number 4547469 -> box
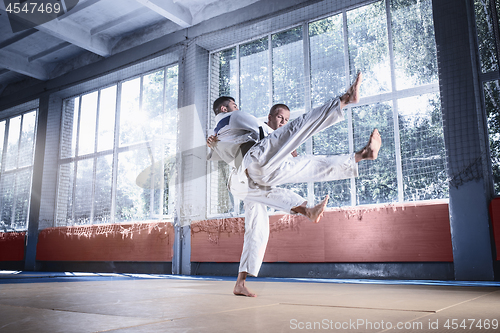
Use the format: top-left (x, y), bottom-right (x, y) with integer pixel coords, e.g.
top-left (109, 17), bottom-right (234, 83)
top-left (444, 319), bottom-right (498, 330)
top-left (5, 2), bottom-right (62, 14)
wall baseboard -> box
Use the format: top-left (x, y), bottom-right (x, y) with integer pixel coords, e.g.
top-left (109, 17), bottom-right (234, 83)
top-left (191, 262), bottom-right (456, 280)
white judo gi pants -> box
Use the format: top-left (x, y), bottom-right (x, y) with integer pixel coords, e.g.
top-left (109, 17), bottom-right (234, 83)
top-left (231, 97), bottom-right (359, 277)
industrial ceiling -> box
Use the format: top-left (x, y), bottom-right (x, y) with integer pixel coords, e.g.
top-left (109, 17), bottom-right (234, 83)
top-left (0, 0), bottom-right (262, 97)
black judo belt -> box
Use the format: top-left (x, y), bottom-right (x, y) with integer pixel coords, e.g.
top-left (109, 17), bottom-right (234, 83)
top-left (240, 126), bottom-right (265, 157)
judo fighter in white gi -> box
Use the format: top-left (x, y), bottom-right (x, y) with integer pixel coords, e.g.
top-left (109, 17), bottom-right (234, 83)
top-left (207, 73), bottom-right (381, 297)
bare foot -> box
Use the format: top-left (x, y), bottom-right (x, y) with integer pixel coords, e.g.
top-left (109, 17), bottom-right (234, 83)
top-left (233, 272), bottom-right (257, 297)
top-left (233, 284), bottom-right (257, 297)
top-left (291, 195), bottom-right (329, 223)
top-left (341, 72), bottom-right (363, 106)
top-left (355, 129), bottom-right (382, 162)
top-left (305, 195), bottom-right (329, 223)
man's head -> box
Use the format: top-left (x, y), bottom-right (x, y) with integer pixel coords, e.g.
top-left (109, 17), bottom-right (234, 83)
top-left (267, 104), bottom-right (290, 130)
top-left (213, 96), bottom-right (238, 115)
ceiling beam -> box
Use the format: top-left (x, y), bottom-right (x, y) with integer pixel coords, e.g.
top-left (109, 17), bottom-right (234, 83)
top-left (0, 29), bottom-right (38, 49)
top-left (91, 7), bottom-right (150, 35)
top-left (135, 0), bottom-right (192, 28)
top-left (0, 7), bottom-right (110, 57)
top-left (37, 18), bottom-right (110, 56)
top-left (57, 0), bottom-right (102, 20)
top-left (28, 42), bottom-right (72, 62)
top-left (191, 0), bottom-right (261, 25)
top-left (0, 49), bottom-right (49, 80)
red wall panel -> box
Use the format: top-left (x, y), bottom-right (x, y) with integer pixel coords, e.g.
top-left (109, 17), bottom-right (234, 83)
top-left (191, 201), bottom-right (453, 263)
top-left (36, 222), bottom-right (174, 262)
top-left (489, 198), bottom-right (500, 261)
top-left (0, 232), bottom-right (25, 261)
top-left (1, 202), bottom-right (457, 264)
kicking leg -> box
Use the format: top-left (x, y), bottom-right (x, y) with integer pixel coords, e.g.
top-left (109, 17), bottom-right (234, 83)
top-left (355, 129), bottom-right (382, 163)
top-left (244, 74), bottom-right (363, 179)
top-left (340, 72), bottom-right (363, 109)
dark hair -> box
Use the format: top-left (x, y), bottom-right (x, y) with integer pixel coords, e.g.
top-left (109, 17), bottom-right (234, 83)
top-left (213, 96), bottom-right (235, 115)
top-left (269, 103), bottom-right (290, 116)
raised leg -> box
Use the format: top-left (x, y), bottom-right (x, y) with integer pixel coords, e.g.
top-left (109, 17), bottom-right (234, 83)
top-left (355, 129), bottom-right (382, 163)
top-left (340, 72), bottom-right (363, 109)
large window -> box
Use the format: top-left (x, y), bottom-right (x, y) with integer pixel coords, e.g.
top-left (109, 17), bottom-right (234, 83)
top-left (56, 65), bottom-right (178, 226)
top-left (0, 110), bottom-right (37, 231)
top-left (474, 0), bottom-right (500, 194)
top-left (208, 0), bottom-right (447, 215)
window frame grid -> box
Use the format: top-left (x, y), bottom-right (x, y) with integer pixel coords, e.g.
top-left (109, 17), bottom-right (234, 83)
top-left (208, 1), bottom-right (444, 218)
top-left (0, 110), bottom-right (38, 231)
top-left (472, 0), bottom-right (500, 195)
top-left (56, 65), bottom-right (177, 226)
top-left (385, 0), bottom-right (405, 202)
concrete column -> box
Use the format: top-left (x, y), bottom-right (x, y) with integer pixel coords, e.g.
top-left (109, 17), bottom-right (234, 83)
top-left (433, 0), bottom-right (495, 280)
top-left (173, 43), bottom-right (209, 275)
top-left (24, 95), bottom-right (49, 271)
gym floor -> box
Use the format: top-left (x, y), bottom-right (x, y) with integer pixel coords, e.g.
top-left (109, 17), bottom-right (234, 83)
top-left (0, 272), bottom-right (499, 332)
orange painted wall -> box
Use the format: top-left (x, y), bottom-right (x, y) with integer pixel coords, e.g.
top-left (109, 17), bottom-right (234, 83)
top-left (36, 221), bottom-right (174, 262)
top-left (489, 198), bottom-right (500, 261)
top-left (0, 232), bottom-right (25, 261)
top-left (191, 201), bottom-right (453, 263)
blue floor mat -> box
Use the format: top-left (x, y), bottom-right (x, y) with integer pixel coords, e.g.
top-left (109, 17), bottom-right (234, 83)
top-left (1, 270), bottom-right (500, 287)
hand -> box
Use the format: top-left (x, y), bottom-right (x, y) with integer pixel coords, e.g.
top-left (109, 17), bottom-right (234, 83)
top-left (291, 149), bottom-right (298, 157)
top-left (207, 135), bottom-right (219, 148)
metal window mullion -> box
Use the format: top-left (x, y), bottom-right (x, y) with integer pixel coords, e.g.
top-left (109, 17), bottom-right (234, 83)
top-left (160, 66), bottom-right (167, 217)
top-left (10, 166), bottom-right (18, 228)
top-left (139, 76), bottom-right (156, 218)
top-left (206, 55), bottom-right (213, 216)
top-left (267, 33), bottom-right (273, 213)
top-left (2, 165), bottom-right (32, 174)
top-left (478, 71), bottom-right (500, 83)
top-left (150, 141), bottom-right (155, 217)
top-left (268, 34), bottom-right (273, 107)
top-left (15, 114), bottom-right (23, 169)
top-left (54, 102), bottom-right (68, 227)
top-left (90, 90), bottom-right (101, 224)
top-left (386, 0), bottom-right (404, 202)
top-left (343, 10), bottom-right (356, 206)
top-left (110, 83), bottom-right (122, 223)
top-left (30, 110), bottom-right (38, 168)
top-left (303, 22), bottom-right (314, 204)
top-left (235, 45), bottom-right (240, 108)
top-left (25, 164), bottom-right (34, 228)
top-left (207, 54), bottom-right (217, 216)
top-left (467, 0), bottom-right (492, 197)
top-left (234, 46), bottom-right (241, 215)
top-left (10, 114), bottom-right (25, 228)
top-left (71, 96), bottom-right (83, 225)
top-left (94, 90), bottom-right (101, 154)
top-left (24, 108), bottom-right (37, 229)
top-left (489, 0), bottom-right (500, 71)
top-left (0, 120), bottom-right (10, 216)
top-left (303, 22), bottom-right (312, 113)
top-left (392, 99), bottom-right (404, 201)
top-left (139, 75), bottom-right (156, 218)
